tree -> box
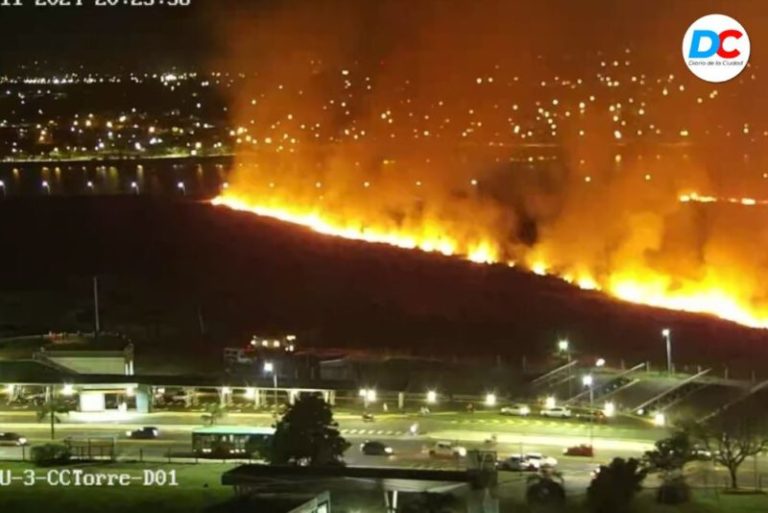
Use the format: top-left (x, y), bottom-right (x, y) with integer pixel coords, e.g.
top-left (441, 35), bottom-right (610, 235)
top-left (645, 429), bottom-right (696, 474)
top-left (587, 458), bottom-right (647, 513)
top-left (36, 396), bottom-right (73, 440)
top-left (526, 470), bottom-right (566, 512)
top-left (644, 429), bottom-right (696, 503)
top-left (270, 394), bottom-right (349, 466)
top-left (698, 411), bottom-right (768, 489)
top-left (201, 402), bottom-right (227, 426)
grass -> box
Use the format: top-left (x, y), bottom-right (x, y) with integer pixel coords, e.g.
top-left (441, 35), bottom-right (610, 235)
top-left (3, 460), bottom-right (768, 513)
top-left (0, 461), bottom-right (236, 513)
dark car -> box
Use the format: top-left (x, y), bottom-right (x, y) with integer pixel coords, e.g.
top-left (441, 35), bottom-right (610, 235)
top-left (0, 432), bottom-right (28, 446)
top-left (360, 440), bottom-right (393, 456)
top-left (563, 444), bottom-right (594, 457)
top-left (126, 426), bottom-right (159, 439)
top-left (576, 410), bottom-right (608, 423)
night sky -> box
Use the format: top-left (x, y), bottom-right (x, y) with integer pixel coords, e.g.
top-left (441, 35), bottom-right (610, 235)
top-left (0, 1), bottom-right (765, 69)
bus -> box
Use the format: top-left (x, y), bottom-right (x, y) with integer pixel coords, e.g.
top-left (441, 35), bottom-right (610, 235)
top-left (192, 425), bottom-right (275, 458)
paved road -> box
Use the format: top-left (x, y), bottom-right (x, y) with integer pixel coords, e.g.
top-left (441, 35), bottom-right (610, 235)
top-left (0, 408), bottom-right (663, 493)
top-left (1, 412), bottom-right (764, 494)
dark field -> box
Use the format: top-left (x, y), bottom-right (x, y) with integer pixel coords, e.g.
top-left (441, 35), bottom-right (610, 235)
top-left (0, 197), bottom-right (765, 374)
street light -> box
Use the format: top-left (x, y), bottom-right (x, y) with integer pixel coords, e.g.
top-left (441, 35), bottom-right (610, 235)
top-left (559, 338), bottom-right (573, 396)
top-left (662, 328), bottom-right (672, 374)
top-left (177, 181), bottom-right (186, 195)
top-left (582, 374), bottom-right (595, 446)
top-left (595, 358), bottom-right (606, 367)
top-left (61, 384), bottom-right (75, 396)
top-left (485, 393), bottom-right (497, 407)
top-left (545, 396), bottom-right (556, 409)
top-left (264, 361), bottom-right (278, 406)
top-left (426, 390), bottom-right (438, 404)
top-left (603, 401), bottom-right (616, 418)
top-left (653, 412), bottom-right (666, 427)
top-left (86, 180), bottom-right (94, 191)
top-left (359, 388), bottom-right (376, 408)
top-left (0, 180), bottom-right (5, 197)
top-left (130, 181), bottom-right (140, 194)
top-left (42, 180), bottom-right (50, 194)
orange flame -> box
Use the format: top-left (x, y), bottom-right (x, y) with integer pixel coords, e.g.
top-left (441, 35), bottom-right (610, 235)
top-left (213, 192), bottom-right (768, 329)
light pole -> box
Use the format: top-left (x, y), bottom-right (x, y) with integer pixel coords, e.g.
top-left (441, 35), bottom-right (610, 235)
top-left (559, 339), bottom-right (572, 396)
top-left (264, 361), bottom-right (277, 406)
top-left (662, 328), bottom-right (672, 374)
top-left (582, 374), bottom-right (594, 447)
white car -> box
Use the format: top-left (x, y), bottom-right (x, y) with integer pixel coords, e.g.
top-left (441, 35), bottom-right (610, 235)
top-left (541, 406), bottom-right (572, 418)
top-left (524, 452), bottom-right (558, 468)
top-left (500, 404), bottom-right (531, 416)
top-left (497, 454), bottom-right (536, 471)
top-left (429, 441), bottom-right (467, 459)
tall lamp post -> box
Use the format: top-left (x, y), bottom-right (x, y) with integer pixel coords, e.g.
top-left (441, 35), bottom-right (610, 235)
top-left (582, 374), bottom-right (595, 447)
top-left (662, 328), bottom-right (672, 374)
top-left (264, 361), bottom-right (278, 406)
top-left (559, 339), bottom-right (572, 396)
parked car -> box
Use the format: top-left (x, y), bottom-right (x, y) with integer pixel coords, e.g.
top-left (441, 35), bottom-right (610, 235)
top-left (497, 454), bottom-right (537, 471)
top-left (524, 452), bottom-right (558, 468)
top-left (541, 406), bottom-right (572, 418)
top-left (500, 404), bottom-right (531, 416)
top-left (692, 446), bottom-right (713, 460)
top-left (126, 426), bottom-right (159, 439)
top-left (429, 441), bottom-right (467, 458)
top-left (360, 440), bottom-right (393, 456)
top-left (563, 444), bottom-right (594, 457)
top-left (0, 432), bottom-right (28, 446)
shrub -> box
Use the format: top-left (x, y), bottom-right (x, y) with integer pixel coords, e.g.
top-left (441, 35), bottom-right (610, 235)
top-left (657, 476), bottom-right (691, 505)
top-left (30, 443), bottom-right (71, 466)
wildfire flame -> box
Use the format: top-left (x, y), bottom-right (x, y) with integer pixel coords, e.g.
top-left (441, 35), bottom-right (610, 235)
top-left (213, 192), bottom-right (768, 329)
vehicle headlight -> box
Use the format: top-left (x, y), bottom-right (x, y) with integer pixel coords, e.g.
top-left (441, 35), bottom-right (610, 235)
top-left (385, 447), bottom-right (393, 454)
